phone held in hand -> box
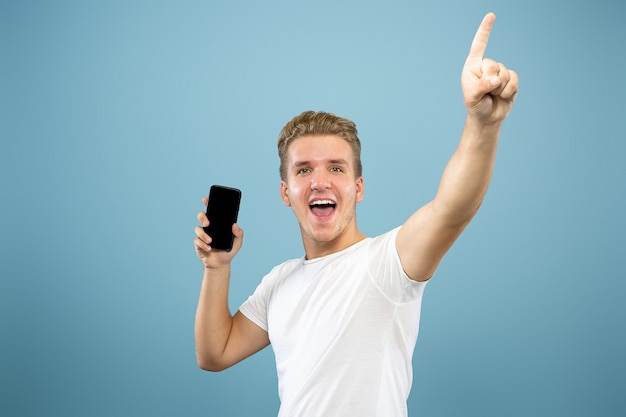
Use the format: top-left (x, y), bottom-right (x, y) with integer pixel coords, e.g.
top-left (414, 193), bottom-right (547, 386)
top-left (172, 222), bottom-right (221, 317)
top-left (204, 185), bottom-right (241, 251)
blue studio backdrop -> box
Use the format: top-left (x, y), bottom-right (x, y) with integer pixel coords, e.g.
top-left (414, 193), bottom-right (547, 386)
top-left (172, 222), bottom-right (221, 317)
top-left (2, 1), bottom-right (625, 416)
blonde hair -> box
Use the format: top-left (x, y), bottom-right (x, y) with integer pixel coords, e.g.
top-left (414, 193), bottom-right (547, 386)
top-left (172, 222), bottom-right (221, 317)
top-left (277, 111), bottom-right (362, 180)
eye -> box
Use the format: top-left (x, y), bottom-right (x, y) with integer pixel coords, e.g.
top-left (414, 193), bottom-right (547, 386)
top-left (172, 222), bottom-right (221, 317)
top-left (329, 166), bottom-right (343, 173)
top-left (297, 167), bottom-right (312, 175)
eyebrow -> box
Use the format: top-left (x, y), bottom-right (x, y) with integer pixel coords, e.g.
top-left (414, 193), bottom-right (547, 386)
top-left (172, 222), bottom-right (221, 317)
top-left (292, 158), bottom-right (349, 167)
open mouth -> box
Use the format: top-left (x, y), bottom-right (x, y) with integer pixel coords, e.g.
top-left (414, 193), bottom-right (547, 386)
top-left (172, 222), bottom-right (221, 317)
top-left (310, 199), bottom-right (336, 217)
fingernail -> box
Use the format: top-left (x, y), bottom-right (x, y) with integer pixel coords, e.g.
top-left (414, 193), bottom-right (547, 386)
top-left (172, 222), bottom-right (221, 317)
top-left (490, 77), bottom-right (500, 86)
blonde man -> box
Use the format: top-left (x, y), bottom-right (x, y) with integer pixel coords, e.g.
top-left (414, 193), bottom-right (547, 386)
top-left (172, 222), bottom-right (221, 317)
top-left (194, 13), bottom-right (518, 417)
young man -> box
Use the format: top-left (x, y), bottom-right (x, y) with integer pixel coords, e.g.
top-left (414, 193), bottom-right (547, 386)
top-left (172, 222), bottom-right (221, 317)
top-left (193, 12), bottom-right (518, 417)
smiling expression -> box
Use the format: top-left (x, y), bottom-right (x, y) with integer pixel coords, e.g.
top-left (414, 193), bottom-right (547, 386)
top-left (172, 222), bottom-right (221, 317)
top-left (280, 134), bottom-right (365, 258)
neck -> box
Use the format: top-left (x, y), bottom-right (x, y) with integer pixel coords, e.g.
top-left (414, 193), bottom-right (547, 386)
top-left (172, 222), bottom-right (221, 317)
top-left (302, 229), bottom-right (367, 260)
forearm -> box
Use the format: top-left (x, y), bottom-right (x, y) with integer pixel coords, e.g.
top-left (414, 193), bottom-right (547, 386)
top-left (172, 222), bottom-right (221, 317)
top-left (194, 266), bottom-right (234, 371)
top-left (432, 117), bottom-right (502, 226)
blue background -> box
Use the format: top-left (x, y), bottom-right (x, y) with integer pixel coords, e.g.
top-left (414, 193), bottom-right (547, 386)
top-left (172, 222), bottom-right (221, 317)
top-left (2, 0), bottom-right (625, 416)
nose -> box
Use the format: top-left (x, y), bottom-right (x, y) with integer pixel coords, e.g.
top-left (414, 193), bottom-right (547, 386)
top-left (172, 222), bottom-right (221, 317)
top-left (311, 169), bottom-right (331, 190)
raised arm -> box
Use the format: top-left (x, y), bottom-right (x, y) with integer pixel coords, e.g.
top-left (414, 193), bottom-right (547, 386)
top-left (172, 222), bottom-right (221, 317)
top-left (193, 198), bottom-right (269, 371)
top-left (397, 12), bottom-right (519, 282)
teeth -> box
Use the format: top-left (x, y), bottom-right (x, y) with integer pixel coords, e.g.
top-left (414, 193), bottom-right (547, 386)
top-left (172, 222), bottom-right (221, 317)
top-left (311, 199), bottom-right (335, 206)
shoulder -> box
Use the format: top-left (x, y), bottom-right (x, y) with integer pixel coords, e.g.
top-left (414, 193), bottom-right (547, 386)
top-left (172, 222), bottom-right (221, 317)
top-left (269, 257), bottom-right (302, 276)
top-left (258, 257), bottom-right (303, 289)
top-left (361, 227), bottom-right (402, 253)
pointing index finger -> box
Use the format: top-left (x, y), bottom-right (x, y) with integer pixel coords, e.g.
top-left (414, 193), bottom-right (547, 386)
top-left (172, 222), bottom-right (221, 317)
top-left (467, 12), bottom-right (496, 61)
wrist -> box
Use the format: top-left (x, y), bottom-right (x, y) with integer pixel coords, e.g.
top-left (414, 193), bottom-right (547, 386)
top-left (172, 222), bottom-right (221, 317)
top-left (463, 116), bottom-right (503, 145)
top-left (465, 114), bottom-right (503, 131)
top-left (203, 264), bottom-right (231, 278)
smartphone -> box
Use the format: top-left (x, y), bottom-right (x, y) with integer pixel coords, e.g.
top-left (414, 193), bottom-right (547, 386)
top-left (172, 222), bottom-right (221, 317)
top-left (203, 185), bottom-right (242, 251)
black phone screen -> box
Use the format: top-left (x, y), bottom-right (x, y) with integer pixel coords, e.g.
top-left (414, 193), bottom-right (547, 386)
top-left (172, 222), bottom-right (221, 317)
top-left (204, 185), bottom-right (241, 251)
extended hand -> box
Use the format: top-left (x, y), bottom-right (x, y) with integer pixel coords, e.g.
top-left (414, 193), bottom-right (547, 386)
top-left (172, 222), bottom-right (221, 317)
top-left (462, 13), bottom-right (519, 125)
top-left (194, 197), bottom-right (244, 270)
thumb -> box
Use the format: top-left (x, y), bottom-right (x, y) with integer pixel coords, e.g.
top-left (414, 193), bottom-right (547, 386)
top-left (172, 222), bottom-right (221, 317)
top-left (477, 76), bottom-right (501, 97)
top-left (465, 75), bottom-right (500, 108)
top-left (231, 223), bottom-right (244, 251)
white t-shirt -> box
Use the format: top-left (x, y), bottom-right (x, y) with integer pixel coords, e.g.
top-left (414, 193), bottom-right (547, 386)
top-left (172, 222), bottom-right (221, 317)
top-left (239, 227), bottom-right (427, 417)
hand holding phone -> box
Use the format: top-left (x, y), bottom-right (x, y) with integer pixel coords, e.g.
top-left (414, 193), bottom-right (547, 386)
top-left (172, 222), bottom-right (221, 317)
top-left (203, 185), bottom-right (241, 251)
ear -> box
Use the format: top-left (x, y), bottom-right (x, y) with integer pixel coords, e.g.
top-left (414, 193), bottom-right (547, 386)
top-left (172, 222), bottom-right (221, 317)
top-left (355, 176), bottom-right (364, 203)
top-left (280, 181), bottom-right (291, 206)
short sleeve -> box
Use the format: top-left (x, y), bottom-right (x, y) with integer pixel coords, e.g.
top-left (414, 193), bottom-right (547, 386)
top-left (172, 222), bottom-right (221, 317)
top-left (238, 259), bottom-right (301, 332)
top-left (367, 227), bottom-right (427, 304)
top-left (239, 275), bottom-right (271, 331)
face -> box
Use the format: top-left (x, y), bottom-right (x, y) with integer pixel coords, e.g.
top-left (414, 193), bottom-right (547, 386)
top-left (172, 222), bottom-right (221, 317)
top-left (280, 134), bottom-right (364, 255)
